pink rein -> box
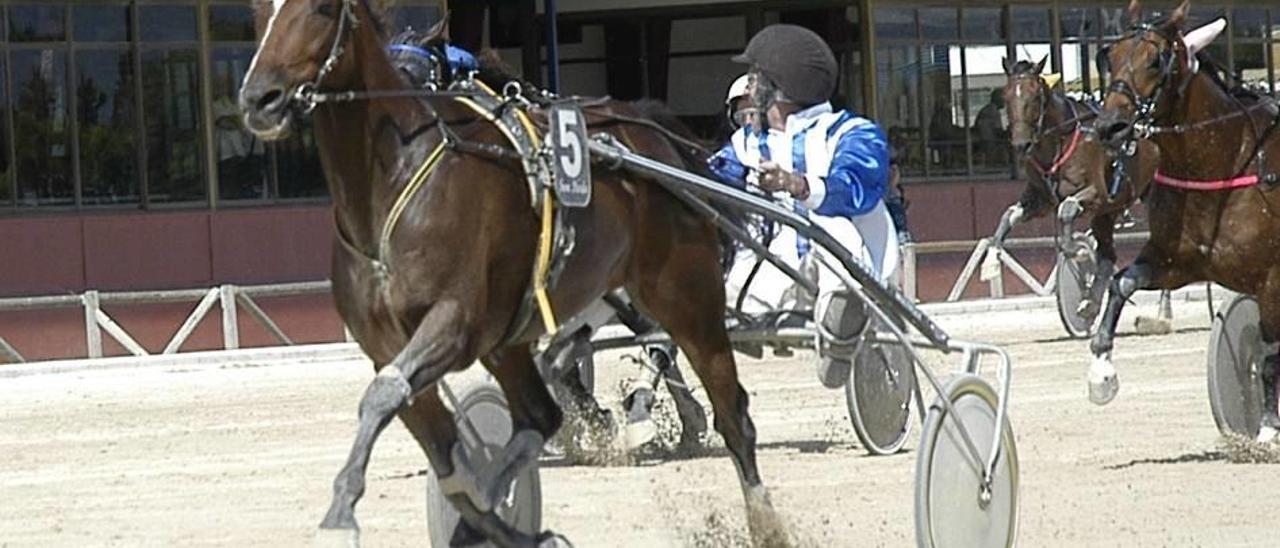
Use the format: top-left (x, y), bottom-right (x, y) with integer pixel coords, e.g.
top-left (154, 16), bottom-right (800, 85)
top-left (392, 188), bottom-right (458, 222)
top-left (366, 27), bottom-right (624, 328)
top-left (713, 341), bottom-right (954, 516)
top-left (1153, 171), bottom-right (1259, 191)
top-left (1029, 128), bottom-right (1083, 177)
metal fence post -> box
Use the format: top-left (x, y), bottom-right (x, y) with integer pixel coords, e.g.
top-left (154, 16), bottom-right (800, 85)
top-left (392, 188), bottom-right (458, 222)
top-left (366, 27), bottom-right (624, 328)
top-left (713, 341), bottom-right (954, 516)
top-left (220, 285), bottom-right (240, 350)
top-left (902, 243), bottom-right (917, 302)
top-left (82, 290), bottom-right (103, 359)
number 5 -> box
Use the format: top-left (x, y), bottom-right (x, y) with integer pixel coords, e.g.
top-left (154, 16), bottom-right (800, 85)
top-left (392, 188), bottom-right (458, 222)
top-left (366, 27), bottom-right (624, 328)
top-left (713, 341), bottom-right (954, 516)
top-left (557, 111), bottom-right (582, 178)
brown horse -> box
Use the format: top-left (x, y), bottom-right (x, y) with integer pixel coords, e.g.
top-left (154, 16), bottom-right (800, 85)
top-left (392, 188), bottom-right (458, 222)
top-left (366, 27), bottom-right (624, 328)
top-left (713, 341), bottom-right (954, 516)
top-left (238, 1), bottom-right (787, 546)
top-left (996, 57), bottom-right (1159, 324)
top-left (1092, 0), bottom-right (1280, 438)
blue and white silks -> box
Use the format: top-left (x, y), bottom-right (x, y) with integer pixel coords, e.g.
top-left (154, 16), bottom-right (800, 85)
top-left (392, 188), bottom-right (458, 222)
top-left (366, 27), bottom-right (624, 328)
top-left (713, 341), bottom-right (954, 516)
top-left (707, 102), bottom-right (899, 301)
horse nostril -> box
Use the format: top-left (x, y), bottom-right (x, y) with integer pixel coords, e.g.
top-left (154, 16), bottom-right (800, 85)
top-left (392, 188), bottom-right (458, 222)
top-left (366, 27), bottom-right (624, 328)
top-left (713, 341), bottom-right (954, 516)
top-left (255, 88), bottom-right (286, 113)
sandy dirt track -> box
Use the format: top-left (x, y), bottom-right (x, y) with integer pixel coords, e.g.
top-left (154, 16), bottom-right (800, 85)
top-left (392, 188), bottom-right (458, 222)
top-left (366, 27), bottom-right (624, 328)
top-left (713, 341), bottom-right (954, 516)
top-left (3, 299), bottom-right (1278, 547)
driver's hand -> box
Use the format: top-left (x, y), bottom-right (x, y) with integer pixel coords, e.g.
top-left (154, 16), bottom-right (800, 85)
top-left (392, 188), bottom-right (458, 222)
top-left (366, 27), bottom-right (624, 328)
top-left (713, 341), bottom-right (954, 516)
top-left (758, 161), bottom-right (810, 200)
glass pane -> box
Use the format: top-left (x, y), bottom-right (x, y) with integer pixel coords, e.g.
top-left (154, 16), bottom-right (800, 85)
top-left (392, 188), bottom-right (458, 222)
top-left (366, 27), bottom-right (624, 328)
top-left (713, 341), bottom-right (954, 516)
top-left (394, 5), bottom-right (442, 34)
top-left (962, 8), bottom-right (1003, 42)
top-left (10, 4), bottom-right (66, 42)
top-left (142, 49), bottom-right (205, 204)
top-left (876, 45), bottom-right (923, 177)
top-left (1097, 7), bottom-right (1128, 39)
top-left (919, 8), bottom-right (957, 42)
top-left (212, 48), bottom-right (271, 201)
top-left (1234, 41), bottom-right (1271, 94)
top-left (924, 44), bottom-right (964, 176)
top-left (74, 5), bottom-right (131, 42)
top-left (0, 58), bottom-right (10, 206)
top-left (1011, 7), bottom-right (1050, 44)
top-left (12, 50), bottom-right (72, 206)
top-left (1232, 9), bottom-right (1268, 39)
top-left (670, 17), bottom-right (746, 54)
top-left (875, 8), bottom-right (915, 41)
top-left (209, 4), bottom-right (256, 42)
top-left (275, 123), bottom-right (326, 199)
top-left (964, 45), bottom-right (1011, 175)
top-left (77, 49), bottom-right (139, 205)
top-left (141, 5), bottom-right (196, 42)
top-left (1058, 7), bottom-right (1095, 40)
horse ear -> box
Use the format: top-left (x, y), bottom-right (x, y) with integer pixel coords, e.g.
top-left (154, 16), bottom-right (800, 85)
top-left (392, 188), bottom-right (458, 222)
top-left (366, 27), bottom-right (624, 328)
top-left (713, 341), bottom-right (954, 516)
top-left (1034, 55), bottom-right (1048, 75)
top-left (424, 11), bottom-right (451, 41)
top-left (1167, 0), bottom-right (1190, 29)
top-left (1002, 57), bottom-right (1012, 75)
top-left (1184, 17), bottom-right (1226, 56)
top-left (1126, 0), bottom-right (1143, 26)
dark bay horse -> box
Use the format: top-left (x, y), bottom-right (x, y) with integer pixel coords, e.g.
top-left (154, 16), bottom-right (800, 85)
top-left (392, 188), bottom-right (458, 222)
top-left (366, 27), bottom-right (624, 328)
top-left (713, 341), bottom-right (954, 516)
top-left (238, 0), bottom-right (788, 546)
top-left (995, 57), bottom-right (1159, 323)
top-left (1092, 0), bottom-right (1280, 439)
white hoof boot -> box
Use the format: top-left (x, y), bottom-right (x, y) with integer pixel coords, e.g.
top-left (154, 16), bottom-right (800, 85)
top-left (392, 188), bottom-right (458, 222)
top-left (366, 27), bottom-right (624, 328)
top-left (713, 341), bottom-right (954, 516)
top-left (1088, 355), bottom-right (1119, 406)
top-left (1256, 426), bottom-right (1279, 444)
top-left (538, 533), bottom-right (574, 548)
top-left (624, 418), bottom-right (657, 450)
top-left (314, 528), bottom-right (359, 548)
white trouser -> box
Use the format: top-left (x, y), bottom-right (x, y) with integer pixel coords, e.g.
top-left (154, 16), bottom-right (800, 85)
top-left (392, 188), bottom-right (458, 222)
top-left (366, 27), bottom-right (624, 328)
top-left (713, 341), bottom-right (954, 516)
top-left (726, 201), bottom-right (900, 320)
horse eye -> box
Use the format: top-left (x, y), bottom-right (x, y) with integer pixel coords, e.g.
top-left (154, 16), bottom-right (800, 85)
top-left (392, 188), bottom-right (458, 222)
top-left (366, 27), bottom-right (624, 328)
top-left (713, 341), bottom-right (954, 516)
top-left (315, 1), bottom-right (336, 17)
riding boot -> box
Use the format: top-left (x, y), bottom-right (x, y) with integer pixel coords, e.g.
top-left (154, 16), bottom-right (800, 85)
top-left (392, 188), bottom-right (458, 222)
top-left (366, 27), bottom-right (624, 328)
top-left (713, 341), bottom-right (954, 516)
top-left (1259, 354), bottom-right (1280, 443)
top-left (816, 291), bottom-right (869, 389)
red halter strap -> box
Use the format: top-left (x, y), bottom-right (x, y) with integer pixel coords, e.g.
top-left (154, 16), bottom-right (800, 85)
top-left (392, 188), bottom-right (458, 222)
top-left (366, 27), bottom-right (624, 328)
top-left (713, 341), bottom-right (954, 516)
top-left (1153, 171), bottom-right (1259, 191)
top-left (1029, 127), bottom-right (1083, 178)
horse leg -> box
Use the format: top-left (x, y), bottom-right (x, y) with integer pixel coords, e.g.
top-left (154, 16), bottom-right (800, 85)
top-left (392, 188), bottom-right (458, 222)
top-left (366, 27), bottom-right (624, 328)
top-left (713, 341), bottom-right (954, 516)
top-left (655, 349), bottom-right (709, 448)
top-left (1087, 261), bottom-right (1153, 405)
top-left (1255, 281), bottom-right (1280, 442)
top-left (1080, 213), bottom-right (1117, 320)
top-left (396, 379), bottom-right (554, 547)
top-left (317, 301), bottom-right (480, 545)
top-left (629, 276), bottom-right (790, 548)
top-left (1056, 195), bottom-right (1087, 261)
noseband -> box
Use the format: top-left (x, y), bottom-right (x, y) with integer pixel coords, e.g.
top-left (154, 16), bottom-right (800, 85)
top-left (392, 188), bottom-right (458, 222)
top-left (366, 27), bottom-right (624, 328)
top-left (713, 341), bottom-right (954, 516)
top-left (1099, 24), bottom-right (1185, 142)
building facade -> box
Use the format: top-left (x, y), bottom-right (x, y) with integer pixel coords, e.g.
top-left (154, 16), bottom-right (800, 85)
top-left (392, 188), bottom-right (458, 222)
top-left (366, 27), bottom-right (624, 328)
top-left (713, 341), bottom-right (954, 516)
top-left (0, 1), bottom-right (1276, 358)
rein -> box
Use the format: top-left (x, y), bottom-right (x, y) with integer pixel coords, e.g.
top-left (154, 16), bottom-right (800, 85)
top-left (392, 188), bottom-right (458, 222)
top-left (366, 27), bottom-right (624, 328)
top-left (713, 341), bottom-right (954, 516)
top-left (1104, 22), bottom-right (1280, 189)
top-left (1013, 76), bottom-right (1094, 200)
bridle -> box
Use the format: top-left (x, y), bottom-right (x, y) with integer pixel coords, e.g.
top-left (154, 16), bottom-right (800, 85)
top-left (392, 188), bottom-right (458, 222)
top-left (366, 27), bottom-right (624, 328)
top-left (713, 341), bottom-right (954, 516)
top-left (1098, 23), bottom-right (1184, 144)
top-left (1100, 21), bottom-right (1280, 185)
top-left (1010, 73), bottom-right (1093, 200)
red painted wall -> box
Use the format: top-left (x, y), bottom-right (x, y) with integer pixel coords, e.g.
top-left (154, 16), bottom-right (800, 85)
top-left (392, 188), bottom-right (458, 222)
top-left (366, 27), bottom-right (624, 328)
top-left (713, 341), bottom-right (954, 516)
top-left (0, 180), bottom-right (1146, 362)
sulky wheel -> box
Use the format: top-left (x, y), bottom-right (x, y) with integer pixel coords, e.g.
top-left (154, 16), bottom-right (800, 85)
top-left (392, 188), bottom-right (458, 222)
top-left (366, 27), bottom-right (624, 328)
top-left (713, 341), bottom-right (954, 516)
top-left (1054, 242), bottom-right (1102, 339)
top-left (426, 379), bottom-right (542, 547)
top-left (915, 374), bottom-right (1019, 548)
top-left (846, 337), bottom-right (915, 455)
top-left (1207, 294), bottom-right (1272, 438)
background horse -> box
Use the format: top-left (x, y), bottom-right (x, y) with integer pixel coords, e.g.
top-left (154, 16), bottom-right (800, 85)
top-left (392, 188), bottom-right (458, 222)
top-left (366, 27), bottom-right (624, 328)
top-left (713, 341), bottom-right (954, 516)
top-left (995, 57), bottom-right (1159, 325)
top-left (238, 0), bottom-right (788, 546)
top-left (1092, 0), bottom-right (1280, 439)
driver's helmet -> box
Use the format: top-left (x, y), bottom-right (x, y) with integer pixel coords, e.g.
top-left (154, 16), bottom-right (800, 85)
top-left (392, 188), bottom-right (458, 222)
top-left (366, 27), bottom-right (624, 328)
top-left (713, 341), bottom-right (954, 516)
top-left (732, 24), bottom-right (837, 109)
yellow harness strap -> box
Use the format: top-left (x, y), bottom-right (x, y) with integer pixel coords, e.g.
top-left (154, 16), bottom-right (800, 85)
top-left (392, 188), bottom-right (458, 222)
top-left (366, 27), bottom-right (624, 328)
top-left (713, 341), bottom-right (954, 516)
top-left (453, 82), bottom-right (559, 335)
top-left (378, 140), bottom-right (449, 266)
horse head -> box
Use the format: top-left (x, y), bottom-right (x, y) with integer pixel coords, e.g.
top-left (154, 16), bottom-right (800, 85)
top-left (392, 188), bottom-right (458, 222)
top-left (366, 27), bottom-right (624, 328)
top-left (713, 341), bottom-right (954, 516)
top-left (1002, 56), bottom-right (1052, 155)
top-left (1093, 0), bottom-right (1225, 150)
top-left (238, 0), bottom-right (388, 141)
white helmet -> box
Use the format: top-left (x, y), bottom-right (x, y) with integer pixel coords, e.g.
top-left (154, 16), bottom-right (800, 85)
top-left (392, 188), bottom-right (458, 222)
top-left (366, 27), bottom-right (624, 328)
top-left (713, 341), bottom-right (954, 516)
top-left (725, 74), bottom-right (751, 105)
top-left (725, 74), bottom-right (757, 129)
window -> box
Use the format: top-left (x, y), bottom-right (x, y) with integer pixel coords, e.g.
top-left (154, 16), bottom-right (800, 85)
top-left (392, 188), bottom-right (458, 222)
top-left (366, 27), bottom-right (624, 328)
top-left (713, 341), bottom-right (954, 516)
top-left (10, 4), bottom-right (65, 43)
top-left (141, 48), bottom-right (204, 204)
top-left (76, 49), bottom-right (138, 205)
top-left (12, 50), bottom-right (72, 206)
top-left (0, 57), bottom-right (10, 207)
top-left (211, 48), bottom-right (271, 201)
top-left (74, 4), bottom-right (131, 42)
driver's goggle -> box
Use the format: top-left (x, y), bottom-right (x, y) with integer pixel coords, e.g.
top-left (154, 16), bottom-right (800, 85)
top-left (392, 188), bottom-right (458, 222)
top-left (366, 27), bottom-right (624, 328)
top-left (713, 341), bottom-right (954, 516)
top-left (731, 107), bottom-right (760, 128)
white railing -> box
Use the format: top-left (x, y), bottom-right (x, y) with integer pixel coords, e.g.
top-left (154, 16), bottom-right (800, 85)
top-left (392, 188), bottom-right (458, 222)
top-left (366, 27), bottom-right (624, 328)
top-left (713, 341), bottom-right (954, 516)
top-left (0, 281), bottom-right (333, 364)
top-left (900, 231), bottom-right (1150, 302)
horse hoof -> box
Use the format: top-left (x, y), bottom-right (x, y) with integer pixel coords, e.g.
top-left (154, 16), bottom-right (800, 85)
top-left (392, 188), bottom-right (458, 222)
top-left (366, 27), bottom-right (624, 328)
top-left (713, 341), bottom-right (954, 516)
top-left (1257, 426), bottom-right (1280, 444)
top-left (1088, 356), bottom-right (1119, 406)
top-left (625, 418), bottom-right (658, 450)
top-left (1134, 315), bottom-right (1172, 335)
top-left (537, 532), bottom-right (573, 548)
top-left (314, 527), bottom-right (359, 548)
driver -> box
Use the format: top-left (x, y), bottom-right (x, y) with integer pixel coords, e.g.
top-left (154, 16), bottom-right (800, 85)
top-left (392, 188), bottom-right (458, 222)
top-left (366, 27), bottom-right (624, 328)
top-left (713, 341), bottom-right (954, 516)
top-left (708, 24), bottom-right (899, 389)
